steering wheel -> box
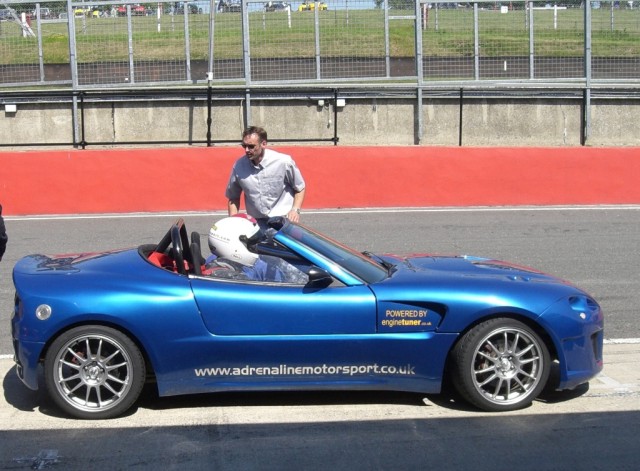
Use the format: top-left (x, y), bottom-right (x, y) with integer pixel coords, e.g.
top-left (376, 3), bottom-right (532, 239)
top-left (170, 225), bottom-right (186, 274)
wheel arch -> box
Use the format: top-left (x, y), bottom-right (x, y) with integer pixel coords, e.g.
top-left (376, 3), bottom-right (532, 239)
top-left (39, 320), bottom-right (158, 385)
top-left (443, 311), bottom-right (558, 411)
top-left (444, 311), bottom-right (559, 376)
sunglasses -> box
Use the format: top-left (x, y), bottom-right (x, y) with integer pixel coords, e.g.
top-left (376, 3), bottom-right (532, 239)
top-left (241, 143), bottom-right (258, 150)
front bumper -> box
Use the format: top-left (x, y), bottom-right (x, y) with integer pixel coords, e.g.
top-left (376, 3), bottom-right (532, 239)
top-left (540, 295), bottom-right (604, 390)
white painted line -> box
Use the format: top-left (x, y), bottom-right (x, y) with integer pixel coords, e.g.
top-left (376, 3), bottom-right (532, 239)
top-left (604, 338), bottom-right (640, 344)
top-left (5, 204), bottom-right (640, 221)
top-left (595, 373), bottom-right (624, 388)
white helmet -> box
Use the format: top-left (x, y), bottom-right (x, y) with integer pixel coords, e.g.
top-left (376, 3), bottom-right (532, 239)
top-left (208, 216), bottom-right (260, 267)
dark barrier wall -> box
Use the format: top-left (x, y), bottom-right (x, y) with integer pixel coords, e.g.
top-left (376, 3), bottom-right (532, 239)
top-left (1, 146), bottom-right (639, 216)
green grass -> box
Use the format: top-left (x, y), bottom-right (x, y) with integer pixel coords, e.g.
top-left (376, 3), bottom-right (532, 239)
top-left (1, 8), bottom-right (639, 65)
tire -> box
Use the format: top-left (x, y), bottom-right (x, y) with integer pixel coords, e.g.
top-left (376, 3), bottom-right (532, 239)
top-left (450, 318), bottom-right (550, 412)
top-left (44, 325), bottom-right (146, 419)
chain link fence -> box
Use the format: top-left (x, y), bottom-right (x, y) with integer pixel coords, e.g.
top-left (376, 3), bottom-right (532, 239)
top-left (0, 0), bottom-right (638, 88)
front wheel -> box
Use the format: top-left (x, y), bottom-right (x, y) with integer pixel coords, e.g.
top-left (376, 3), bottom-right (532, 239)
top-left (44, 325), bottom-right (146, 419)
top-left (450, 318), bottom-right (550, 412)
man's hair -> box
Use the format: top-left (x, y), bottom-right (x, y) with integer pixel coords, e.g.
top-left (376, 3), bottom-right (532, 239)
top-left (242, 126), bottom-right (267, 142)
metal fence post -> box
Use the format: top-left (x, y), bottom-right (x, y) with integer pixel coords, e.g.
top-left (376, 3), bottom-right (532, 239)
top-left (415, 0), bottom-right (424, 144)
top-left (208, 0), bottom-right (216, 82)
top-left (127, 5), bottom-right (135, 84)
top-left (207, 0), bottom-right (216, 146)
top-left (473, 2), bottom-right (479, 81)
top-left (66, 0), bottom-right (80, 146)
top-left (184, 3), bottom-right (192, 81)
top-left (34, 4), bottom-right (45, 83)
top-left (242, 1), bottom-right (251, 124)
top-left (584, 0), bottom-right (592, 145)
top-left (314, 3), bottom-right (321, 80)
top-left (384, 0), bottom-right (390, 78)
top-left (529, 2), bottom-right (534, 79)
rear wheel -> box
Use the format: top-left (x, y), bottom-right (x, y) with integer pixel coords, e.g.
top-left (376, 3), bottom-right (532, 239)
top-left (44, 325), bottom-right (146, 419)
top-left (451, 318), bottom-right (550, 412)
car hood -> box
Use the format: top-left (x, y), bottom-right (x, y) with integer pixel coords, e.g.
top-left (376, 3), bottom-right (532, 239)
top-left (368, 253), bottom-right (590, 332)
top-left (384, 253), bottom-right (568, 284)
top-left (371, 253), bottom-right (586, 311)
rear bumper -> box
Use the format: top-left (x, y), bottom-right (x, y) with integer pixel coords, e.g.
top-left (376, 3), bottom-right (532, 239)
top-left (12, 333), bottom-right (43, 391)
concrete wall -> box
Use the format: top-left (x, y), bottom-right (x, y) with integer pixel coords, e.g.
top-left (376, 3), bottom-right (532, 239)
top-left (2, 96), bottom-right (640, 147)
top-left (2, 96), bottom-right (639, 216)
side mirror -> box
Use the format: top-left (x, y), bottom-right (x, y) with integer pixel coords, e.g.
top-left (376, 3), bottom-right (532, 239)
top-left (267, 216), bottom-right (287, 230)
top-left (306, 267), bottom-right (333, 288)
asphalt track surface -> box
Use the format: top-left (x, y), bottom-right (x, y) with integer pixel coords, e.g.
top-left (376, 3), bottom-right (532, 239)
top-left (1, 206), bottom-right (639, 470)
top-left (2, 205), bottom-right (638, 347)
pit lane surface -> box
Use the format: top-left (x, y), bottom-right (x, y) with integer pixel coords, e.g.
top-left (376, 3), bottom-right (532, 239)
top-left (1, 207), bottom-right (639, 470)
top-left (2, 206), bottom-right (637, 344)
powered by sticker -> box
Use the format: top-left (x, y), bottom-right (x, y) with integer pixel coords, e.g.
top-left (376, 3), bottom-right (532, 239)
top-left (379, 305), bottom-right (436, 331)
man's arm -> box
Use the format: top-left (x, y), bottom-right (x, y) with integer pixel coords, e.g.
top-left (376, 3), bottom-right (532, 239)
top-left (287, 188), bottom-right (305, 223)
top-left (228, 199), bottom-right (240, 216)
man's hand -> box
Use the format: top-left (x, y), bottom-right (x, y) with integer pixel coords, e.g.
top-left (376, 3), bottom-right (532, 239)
top-left (287, 208), bottom-right (301, 223)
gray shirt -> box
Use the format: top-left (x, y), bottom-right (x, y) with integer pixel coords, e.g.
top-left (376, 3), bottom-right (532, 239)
top-left (225, 148), bottom-right (306, 219)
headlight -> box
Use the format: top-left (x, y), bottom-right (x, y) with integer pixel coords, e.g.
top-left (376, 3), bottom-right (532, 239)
top-left (568, 295), bottom-right (599, 320)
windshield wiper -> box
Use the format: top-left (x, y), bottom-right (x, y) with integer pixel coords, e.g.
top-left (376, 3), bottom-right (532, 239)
top-left (362, 251), bottom-right (394, 271)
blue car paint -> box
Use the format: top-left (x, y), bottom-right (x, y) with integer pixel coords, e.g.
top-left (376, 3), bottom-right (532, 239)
top-left (371, 254), bottom-right (604, 388)
top-left (537, 295), bottom-right (604, 389)
top-left (11, 219), bottom-right (604, 405)
top-left (156, 331), bottom-right (458, 397)
top-left (12, 249), bottom-right (203, 388)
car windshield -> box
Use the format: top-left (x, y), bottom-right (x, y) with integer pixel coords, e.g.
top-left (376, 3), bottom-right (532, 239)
top-left (279, 223), bottom-right (388, 284)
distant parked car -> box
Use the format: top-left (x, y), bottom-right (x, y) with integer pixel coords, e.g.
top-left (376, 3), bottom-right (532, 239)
top-left (117, 4), bottom-right (150, 16)
top-left (298, 1), bottom-right (327, 11)
top-left (0, 8), bottom-right (14, 20)
top-left (174, 2), bottom-right (201, 14)
top-left (32, 7), bottom-right (54, 19)
top-left (74, 7), bottom-right (92, 17)
top-left (265, 1), bottom-right (290, 12)
top-left (218, 0), bottom-right (242, 12)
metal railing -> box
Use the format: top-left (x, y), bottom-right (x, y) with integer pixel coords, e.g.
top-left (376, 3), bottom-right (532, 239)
top-left (1, 0), bottom-right (639, 89)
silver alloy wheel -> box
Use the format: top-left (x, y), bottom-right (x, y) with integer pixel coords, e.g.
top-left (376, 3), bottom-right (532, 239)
top-left (52, 333), bottom-right (134, 413)
top-left (470, 326), bottom-right (545, 406)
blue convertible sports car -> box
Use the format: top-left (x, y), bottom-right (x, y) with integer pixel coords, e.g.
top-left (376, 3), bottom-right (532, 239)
top-left (11, 217), bottom-right (604, 419)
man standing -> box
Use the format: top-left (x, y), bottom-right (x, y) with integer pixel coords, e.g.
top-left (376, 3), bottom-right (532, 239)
top-left (226, 126), bottom-right (306, 230)
top-left (0, 204), bottom-right (8, 262)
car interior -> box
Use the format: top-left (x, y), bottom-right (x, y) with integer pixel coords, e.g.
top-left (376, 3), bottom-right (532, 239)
top-left (141, 218), bottom-right (322, 284)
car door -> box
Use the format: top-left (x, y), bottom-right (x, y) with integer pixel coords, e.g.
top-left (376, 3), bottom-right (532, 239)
top-left (190, 277), bottom-right (376, 336)
top-left (175, 275), bottom-right (443, 395)
top-left (186, 277), bottom-right (378, 382)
